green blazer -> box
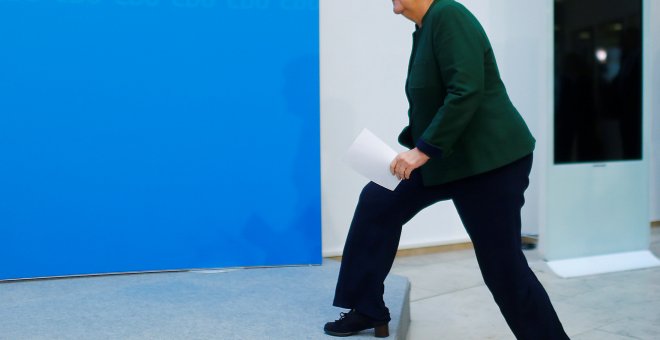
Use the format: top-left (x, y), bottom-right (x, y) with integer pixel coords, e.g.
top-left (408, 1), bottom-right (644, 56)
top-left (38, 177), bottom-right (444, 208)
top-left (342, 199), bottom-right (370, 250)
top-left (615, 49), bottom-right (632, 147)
top-left (399, 0), bottom-right (535, 185)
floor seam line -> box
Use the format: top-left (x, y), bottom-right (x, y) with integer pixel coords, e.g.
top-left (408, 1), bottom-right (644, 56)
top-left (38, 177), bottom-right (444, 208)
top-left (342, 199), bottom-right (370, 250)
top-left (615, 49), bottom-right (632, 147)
top-left (594, 327), bottom-right (644, 340)
top-left (410, 283), bottom-right (486, 303)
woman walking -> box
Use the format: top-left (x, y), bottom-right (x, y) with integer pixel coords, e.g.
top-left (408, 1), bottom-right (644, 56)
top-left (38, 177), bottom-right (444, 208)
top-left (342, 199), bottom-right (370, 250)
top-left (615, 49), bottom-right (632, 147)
top-left (324, 1), bottom-right (570, 339)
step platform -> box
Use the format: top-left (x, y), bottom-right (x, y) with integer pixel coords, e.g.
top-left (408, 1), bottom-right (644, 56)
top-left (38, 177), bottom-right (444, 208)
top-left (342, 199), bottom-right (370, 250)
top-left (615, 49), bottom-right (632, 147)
top-left (0, 260), bottom-right (411, 339)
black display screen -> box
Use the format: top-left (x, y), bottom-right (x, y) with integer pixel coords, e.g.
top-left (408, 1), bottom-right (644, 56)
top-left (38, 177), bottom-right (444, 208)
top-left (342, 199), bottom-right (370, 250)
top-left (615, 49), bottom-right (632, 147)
top-left (554, 0), bottom-right (642, 164)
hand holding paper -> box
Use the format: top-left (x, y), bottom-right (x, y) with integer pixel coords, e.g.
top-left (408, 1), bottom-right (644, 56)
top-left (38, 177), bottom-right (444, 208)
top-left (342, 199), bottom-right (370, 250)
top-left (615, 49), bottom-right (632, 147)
top-left (345, 129), bottom-right (401, 191)
top-left (390, 147), bottom-right (430, 180)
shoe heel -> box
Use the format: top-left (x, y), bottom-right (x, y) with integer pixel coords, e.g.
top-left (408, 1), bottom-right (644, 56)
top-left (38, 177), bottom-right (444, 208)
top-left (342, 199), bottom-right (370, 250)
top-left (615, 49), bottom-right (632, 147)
top-left (374, 324), bottom-right (389, 338)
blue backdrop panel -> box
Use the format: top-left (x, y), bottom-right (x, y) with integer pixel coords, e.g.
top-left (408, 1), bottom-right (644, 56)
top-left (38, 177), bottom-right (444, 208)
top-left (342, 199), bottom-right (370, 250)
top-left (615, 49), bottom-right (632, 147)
top-left (0, 0), bottom-right (320, 280)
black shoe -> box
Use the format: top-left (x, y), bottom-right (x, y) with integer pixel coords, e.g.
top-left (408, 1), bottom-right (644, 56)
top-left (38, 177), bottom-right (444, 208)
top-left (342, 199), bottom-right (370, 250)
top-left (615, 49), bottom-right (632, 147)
top-left (324, 309), bottom-right (389, 338)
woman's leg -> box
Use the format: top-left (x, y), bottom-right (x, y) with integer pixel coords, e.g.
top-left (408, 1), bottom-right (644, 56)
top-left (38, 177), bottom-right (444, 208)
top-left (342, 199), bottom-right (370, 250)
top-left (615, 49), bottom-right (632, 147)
top-left (332, 171), bottom-right (451, 321)
top-left (451, 154), bottom-right (569, 340)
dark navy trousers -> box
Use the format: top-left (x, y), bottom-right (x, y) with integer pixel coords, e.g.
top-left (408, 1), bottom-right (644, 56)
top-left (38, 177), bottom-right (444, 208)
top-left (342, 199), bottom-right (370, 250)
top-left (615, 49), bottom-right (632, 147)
top-left (332, 154), bottom-right (569, 340)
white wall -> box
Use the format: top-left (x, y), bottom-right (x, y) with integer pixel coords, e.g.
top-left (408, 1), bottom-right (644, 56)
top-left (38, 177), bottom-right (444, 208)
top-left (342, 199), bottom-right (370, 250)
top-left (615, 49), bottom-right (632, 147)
top-left (320, 0), bottom-right (550, 256)
top-left (651, 0), bottom-right (660, 222)
top-left (320, 1), bottom-right (465, 256)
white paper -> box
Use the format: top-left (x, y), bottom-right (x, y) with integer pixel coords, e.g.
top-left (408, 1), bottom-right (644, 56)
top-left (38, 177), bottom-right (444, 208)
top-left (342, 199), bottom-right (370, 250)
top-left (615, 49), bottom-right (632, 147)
top-left (345, 129), bottom-right (401, 191)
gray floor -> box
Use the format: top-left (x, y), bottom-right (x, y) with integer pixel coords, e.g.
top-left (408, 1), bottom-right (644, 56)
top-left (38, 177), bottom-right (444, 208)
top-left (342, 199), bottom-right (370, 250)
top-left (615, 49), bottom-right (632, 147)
top-left (391, 227), bottom-right (660, 340)
top-left (2, 229), bottom-right (658, 340)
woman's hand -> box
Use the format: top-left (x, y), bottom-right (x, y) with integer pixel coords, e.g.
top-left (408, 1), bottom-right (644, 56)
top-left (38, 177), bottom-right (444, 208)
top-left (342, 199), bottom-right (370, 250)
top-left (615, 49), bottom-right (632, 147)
top-left (390, 148), bottom-right (430, 180)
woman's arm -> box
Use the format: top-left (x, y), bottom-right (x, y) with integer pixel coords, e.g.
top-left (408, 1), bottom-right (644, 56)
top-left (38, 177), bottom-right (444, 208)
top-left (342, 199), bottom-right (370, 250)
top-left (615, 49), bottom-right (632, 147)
top-left (416, 4), bottom-right (486, 159)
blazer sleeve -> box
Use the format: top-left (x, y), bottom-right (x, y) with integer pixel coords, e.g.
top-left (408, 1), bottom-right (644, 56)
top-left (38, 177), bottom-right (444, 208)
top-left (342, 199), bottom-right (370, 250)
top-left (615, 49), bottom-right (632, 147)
top-left (416, 5), bottom-right (486, 159)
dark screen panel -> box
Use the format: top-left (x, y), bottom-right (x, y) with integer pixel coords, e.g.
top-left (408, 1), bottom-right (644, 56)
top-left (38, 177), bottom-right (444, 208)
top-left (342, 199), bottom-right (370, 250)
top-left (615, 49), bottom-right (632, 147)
top-left (554, 0), bottom-right (642, 164)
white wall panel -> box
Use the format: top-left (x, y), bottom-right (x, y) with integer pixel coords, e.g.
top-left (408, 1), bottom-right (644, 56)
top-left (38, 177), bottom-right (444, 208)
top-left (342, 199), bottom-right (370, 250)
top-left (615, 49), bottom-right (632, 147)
top-left (320, 0), bottom-right (550, 256)
top-left (650, 0), bottom-right (660, 222)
